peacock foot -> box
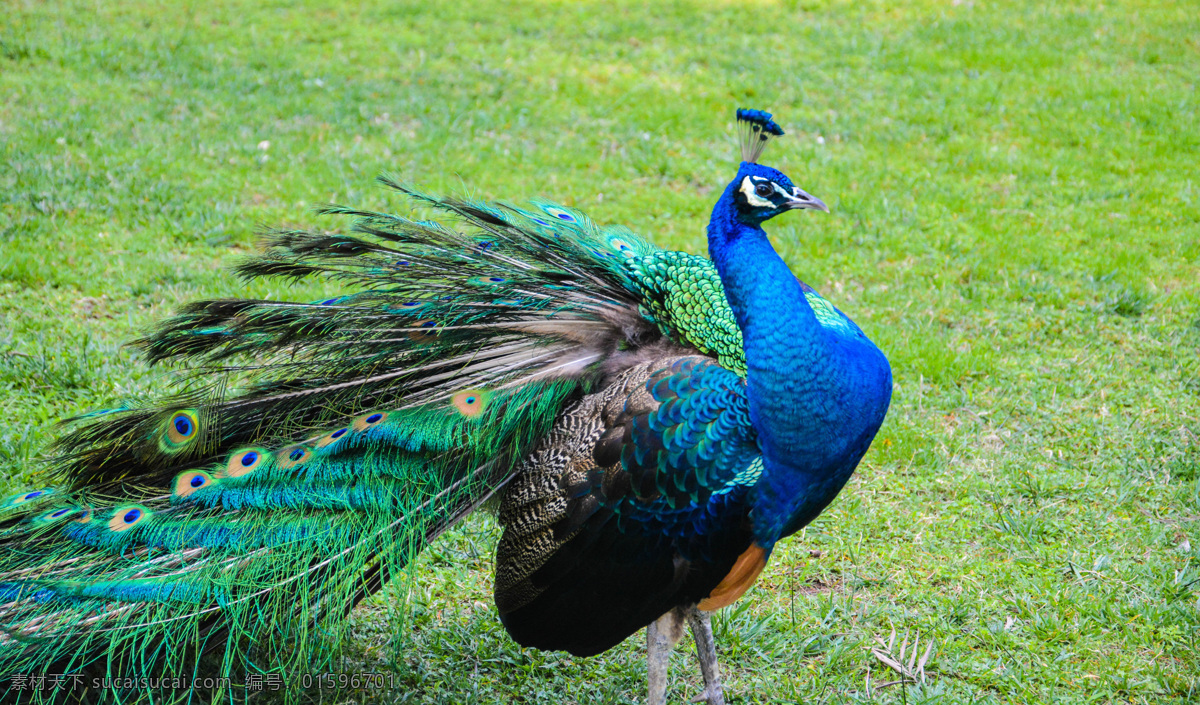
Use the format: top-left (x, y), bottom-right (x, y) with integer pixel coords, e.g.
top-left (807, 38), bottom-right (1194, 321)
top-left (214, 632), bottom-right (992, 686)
top-left (645, 605), bottom-right (727, 705)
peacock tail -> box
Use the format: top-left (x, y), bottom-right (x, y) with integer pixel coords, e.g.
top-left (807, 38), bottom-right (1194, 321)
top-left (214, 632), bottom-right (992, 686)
top-left (0, 154), bottom-right (879, 700)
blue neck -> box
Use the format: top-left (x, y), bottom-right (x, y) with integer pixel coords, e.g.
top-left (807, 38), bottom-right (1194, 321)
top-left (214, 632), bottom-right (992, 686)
top-left (707, 178), bottom-right (889, 548)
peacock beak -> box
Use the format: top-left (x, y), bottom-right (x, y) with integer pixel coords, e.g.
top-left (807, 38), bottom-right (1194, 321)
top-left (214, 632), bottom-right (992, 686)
top-left (785, 186), bottom-right (828, 212)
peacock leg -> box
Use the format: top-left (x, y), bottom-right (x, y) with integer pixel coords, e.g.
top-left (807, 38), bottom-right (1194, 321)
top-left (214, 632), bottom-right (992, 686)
top-left (646, 606), bottom-right (688, 705)
top-left (686, 607), bottom-right (726, 705)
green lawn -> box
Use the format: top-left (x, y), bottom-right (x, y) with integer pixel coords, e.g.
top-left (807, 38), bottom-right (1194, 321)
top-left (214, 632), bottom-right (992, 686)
top-left (2, 0), bottom-right (1198, 703)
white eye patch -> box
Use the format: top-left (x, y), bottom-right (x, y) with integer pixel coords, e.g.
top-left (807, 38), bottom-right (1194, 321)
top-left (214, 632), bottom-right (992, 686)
top-left (739, 176), bottom-right (775, 208)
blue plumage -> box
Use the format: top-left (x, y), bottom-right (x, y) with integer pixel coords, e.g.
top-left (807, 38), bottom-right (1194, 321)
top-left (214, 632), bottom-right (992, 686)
top-left (705, 160), bottom-right (891, 545)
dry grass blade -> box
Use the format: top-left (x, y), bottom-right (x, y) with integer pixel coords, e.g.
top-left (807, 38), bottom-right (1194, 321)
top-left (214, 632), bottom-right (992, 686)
top-left (869, 626), bottom-right (935, 686)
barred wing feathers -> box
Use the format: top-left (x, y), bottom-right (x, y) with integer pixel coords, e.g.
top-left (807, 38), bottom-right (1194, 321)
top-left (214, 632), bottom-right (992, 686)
top-left (495, 356), bottom-right (763, 656)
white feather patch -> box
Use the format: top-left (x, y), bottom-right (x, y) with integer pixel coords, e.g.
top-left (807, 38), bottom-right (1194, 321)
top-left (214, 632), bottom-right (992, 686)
top-left (739, 176), bottom-right (774, 208)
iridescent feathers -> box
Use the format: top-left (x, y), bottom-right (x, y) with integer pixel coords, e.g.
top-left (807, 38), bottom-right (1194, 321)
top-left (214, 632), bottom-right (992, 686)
top-left (736, 108), bottom-right (785, 164)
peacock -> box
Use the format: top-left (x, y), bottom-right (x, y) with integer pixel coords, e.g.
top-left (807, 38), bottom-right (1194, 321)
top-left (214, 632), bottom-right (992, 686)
top-left (0, 109), bottom-right (892, 704)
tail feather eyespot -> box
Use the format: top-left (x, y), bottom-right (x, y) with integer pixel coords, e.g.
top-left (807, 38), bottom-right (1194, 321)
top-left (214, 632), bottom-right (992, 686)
top-left (352, 412), bottom-right (389, 432)
top-left (605, 235), bottom-right (642, 258)
top-left (107, 505), bottom-right (152, 532)
top-left (222, 448), bottom-right (266, 478)
top-left (277, 446), bottom-right (312, 470)
top-left (467, 275), bottom-right (509, 287)
top-left (388, 301), bottom-right (427, 313)
top-left (450, 389), bottom-right (491, 418)
top-left (34, 507), bottom-right (79, 525)
top-left (408, 320), bottom-right (440, 342)
top-left (539, 205), bottom-right (578, 223)
top-left (315, 427), bottom-right (349, 449)
top-left (173, 471), bottom-right (215, 500)
top-left (4, 488), bottom-right (54, 507)
top-left (163, 409), bottom-right (200, 450)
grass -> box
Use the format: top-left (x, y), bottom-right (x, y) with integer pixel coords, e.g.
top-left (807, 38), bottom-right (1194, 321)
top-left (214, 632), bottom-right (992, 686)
top-left (1, 0), bottom-right (1198, 702)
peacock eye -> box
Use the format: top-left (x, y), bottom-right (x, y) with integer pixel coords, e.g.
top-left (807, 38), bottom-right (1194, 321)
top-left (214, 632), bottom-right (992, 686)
top-left (754, 183), bottom-right (773, 198)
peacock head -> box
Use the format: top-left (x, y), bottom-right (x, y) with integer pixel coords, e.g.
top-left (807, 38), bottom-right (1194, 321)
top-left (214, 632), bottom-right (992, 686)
top-left (731, 108), bottom-right (827, 225)
top-left (732, 162), bottom-right (827, 225)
